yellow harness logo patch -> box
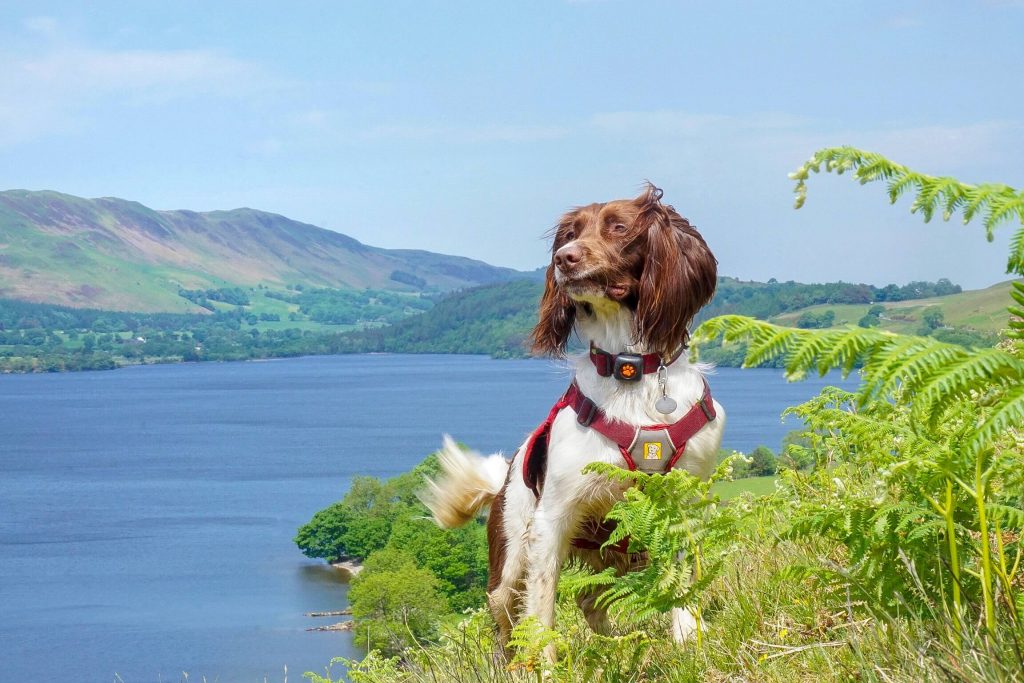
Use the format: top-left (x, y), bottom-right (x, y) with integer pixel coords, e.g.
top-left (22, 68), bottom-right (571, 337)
top-left (643, 442), bottom-right (663, 460)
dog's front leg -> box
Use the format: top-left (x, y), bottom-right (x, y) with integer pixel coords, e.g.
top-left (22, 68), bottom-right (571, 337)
top-left (669, 549), bottom-right (699, 643)
top-left (523, 497), bottom-right (576, 662)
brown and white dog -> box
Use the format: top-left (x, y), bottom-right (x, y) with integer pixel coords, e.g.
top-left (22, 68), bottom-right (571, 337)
top-left (424, 184), bottom-right (725, 658)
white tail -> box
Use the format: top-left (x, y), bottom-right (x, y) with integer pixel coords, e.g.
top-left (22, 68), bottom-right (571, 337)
top-left (421, 435), bottom-right (509, 528)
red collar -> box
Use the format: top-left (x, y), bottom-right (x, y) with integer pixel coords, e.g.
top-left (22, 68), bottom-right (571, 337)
top-left (588, 341), bottom-right (684, 381)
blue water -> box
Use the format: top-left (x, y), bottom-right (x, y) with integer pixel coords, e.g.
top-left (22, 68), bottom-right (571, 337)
top-left (0, 355), bottom-right (857, 682)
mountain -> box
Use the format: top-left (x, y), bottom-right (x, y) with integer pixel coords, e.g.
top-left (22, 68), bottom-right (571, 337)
top-left (0, 190), bottom-right (521, 312)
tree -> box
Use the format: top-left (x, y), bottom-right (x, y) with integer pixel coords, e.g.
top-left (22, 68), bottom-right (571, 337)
top-left (348, 548), bottom-right (447, 654)
top-left (795, 309), bottom-right (835, 329)
top-left (294, 502), bottom-right (353, 563)
top-left (858, 304), bottom-right (886, 328)
top-left (919, 307), bottom-right (945, 334)
top-left (385, 516), bottom-right (488, 611)
top-left (747, 446), bottom-right (778, 477)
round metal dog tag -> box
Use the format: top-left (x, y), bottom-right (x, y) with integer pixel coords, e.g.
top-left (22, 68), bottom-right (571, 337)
top-left (655, 396), bottom-right (677, 414)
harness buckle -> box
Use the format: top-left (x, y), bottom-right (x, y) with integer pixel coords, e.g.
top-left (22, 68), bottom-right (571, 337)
top-left (613, 353), bottom-right (644, 382)
top-left (698, 396), bottom-right (715, 421)
top-left (576, 397), bottom-right (598, 426)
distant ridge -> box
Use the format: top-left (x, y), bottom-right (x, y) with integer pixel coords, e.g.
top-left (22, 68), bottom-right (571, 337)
top-left (0, 189), bottom-right (523, 312)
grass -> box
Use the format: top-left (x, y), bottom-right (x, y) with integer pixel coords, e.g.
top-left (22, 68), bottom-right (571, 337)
top-left (770, 279), bottom-right (1019, 334)
top-left (713, 475), bottom-right (778, 499)
top-left (320, 510), bottom-right (963, 683)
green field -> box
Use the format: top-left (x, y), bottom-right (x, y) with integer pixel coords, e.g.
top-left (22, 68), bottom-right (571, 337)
top-left (713, 475), bottom-right (778, 499)
top-left (770, 279), bottom-right (1018, 334)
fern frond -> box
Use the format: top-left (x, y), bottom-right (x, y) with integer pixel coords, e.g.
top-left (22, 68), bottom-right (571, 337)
top-left (914, 348), bottom-right (1022, 425)
top-left (791, 147), bottom-right (1024, 275)
top-left (695, 314), bottom-right (1024, 466)
top-left (965, 382), bottom-right (1024, 456)
top-left (988, 503), bottom-right (1024, 529)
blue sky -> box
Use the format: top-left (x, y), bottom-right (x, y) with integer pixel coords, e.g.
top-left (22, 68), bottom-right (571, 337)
top-left (1, 1), bottom-right (1022, 288)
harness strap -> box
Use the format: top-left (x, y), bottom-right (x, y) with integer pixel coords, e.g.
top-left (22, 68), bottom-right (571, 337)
top-left (561, 378), bottom-right (716, 470)
top-left (520, 378), bottom-right (717, 555)
top-left (520, 378), bottom-right (716, 500)
top-left (520, 395), bottom-right (570, 498)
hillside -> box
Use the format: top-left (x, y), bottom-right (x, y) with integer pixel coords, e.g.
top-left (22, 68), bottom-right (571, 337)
top-left (770, 279), bottom-right (1018, 334)
top-left (0, 190), bottom-right (521, 312)
top-left (334, 279), bottom-right (543, 357)
top-left (333, 277), bottom-right (1012, 358)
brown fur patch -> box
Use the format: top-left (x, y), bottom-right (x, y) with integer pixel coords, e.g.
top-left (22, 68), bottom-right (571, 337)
top-left (487, 469), bottom-right (513, 593)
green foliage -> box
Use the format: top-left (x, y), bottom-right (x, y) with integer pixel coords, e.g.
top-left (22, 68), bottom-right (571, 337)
top-left (295, 453), bottom-right (489, 650)
top-left (747, 446), bottom-right (778, 477)
top-left (694, 315), bottom-right (1024, 461)
top-left (918, 306), bottom-right (945, 335)
top-left (178, 286), bottom-right (251, 310)
top-left (795, 309), bottom-right (835, 329)
top-left (335, 279), bottom-right (544, 358)
top-left (385, 517), bottom-right (488, 612)
top-left (559, 459), bottom-right (747, 629)
top-left (691, 148), bottom-right (1024, 656)
top-left (348, 548), bottom-right (448, 654)
top-left (1006, 280), bottom-right (1024, 350)
top-left (293, 502), bottom-right (354, 563)
top-left (294, 287), bottom-right (431, 325)
top-left (858, 304), bottom-right (885, 328)
top-left (790, 146), bottom-right (1024, 275)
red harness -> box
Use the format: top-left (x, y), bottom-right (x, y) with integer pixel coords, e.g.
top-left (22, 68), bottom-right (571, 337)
top-left (520, 378), bottom-right (717, 500)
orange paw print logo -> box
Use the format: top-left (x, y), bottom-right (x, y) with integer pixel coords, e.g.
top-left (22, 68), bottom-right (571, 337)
top-left (620, 364), bottom-right (637, 378)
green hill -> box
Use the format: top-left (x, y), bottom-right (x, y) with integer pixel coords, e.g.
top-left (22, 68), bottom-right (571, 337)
top-left (0, 190), bottom-right (522, 312)
top-left (334, 279), bottom-right (543, 357)
top-left (770, 279), bottom-right (1017, 335)
top-left (331, 277), bottom-right (1012, 359)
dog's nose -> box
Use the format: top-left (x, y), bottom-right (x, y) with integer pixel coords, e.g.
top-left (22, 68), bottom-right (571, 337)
top-left (554, 244), bottom-right (583, 272)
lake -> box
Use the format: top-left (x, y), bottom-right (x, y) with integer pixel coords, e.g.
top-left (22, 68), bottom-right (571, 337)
top-left (0, 355), bottom-right (857, 682)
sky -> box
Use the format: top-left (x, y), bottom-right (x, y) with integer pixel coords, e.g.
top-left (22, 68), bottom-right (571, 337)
top-left (1, 1), bottom-right (1022, 289)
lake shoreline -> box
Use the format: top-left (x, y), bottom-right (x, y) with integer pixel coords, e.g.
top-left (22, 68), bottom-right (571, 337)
top-left (0, 348), bottom-right (760, 376)
top-left (331, 559), bottom-right (364, 579)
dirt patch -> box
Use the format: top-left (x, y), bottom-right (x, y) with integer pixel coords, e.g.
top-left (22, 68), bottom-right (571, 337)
top-left (67, 284), bottom-right (106, 303)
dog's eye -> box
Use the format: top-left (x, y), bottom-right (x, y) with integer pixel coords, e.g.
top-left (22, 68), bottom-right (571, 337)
top-left (564, 229), bottom-right (576, 241)
top-left (611, 223), bottom-right (628, 234)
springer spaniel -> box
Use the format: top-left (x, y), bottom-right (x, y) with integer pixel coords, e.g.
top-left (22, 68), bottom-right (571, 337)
top-left (424, 184), bottom-right (725, 659)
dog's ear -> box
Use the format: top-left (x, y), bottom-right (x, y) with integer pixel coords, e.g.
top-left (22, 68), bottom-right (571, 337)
top-left (633, 184), bottom-right (717, 356)
top-left (531, 262), bottom-right (576, 356)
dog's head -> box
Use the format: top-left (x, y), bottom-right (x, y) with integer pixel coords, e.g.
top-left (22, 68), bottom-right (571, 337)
top-left (531, 183), bottom-right (717, 357)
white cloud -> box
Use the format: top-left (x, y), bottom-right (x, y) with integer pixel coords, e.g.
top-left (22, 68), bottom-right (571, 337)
top-left (293, 109), bottom-right (331, 128)
top-left (20, 47), bottom-right (258, 95)
top-left (356, 122), bottom-right (570, 144)
top-left (581, 108), bottom-right (1023, 179)
top-left (591, 111), bottom-right (729, 136)
top-left (22, 16), bottom-right (59, 38)
top-left (0, 39), bottom-right (266, 146)
top-left (590, 110), bottom-right (812, 137)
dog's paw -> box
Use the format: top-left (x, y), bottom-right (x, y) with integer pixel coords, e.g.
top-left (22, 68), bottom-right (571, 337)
top-left (670, 607), bottom-right (699, 643)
